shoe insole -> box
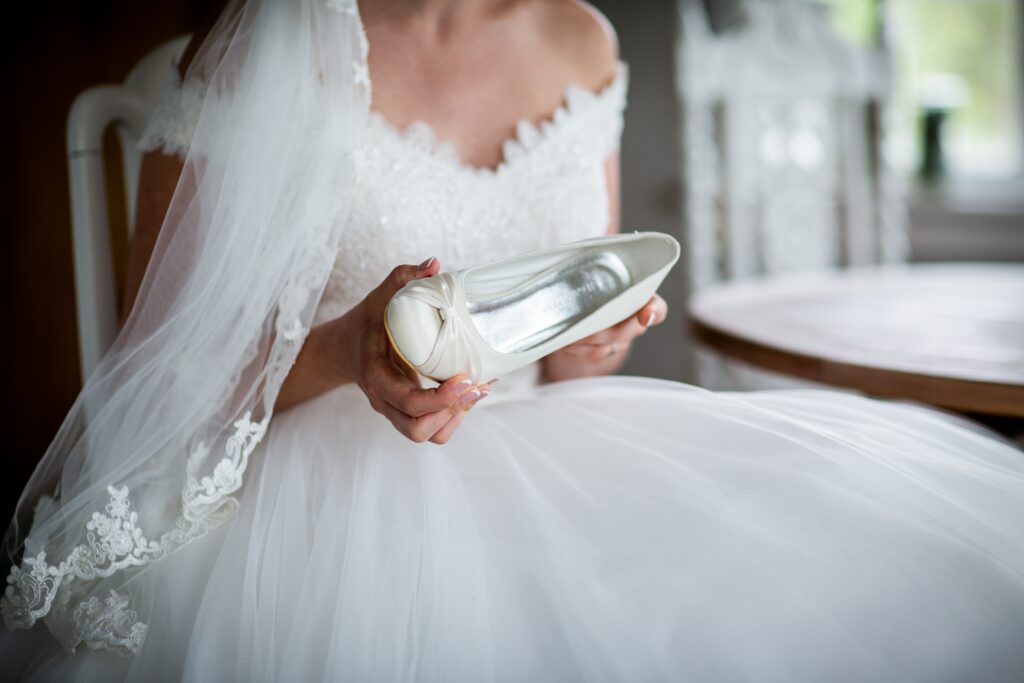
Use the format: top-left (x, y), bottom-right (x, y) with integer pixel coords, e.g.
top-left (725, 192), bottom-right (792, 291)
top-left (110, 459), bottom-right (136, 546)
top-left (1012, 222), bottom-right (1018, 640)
top-left (466, 249), bottom-right (633, 354)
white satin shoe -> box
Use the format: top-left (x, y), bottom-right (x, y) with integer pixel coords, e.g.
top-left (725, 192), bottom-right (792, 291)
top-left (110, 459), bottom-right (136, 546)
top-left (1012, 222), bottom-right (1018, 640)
top-left (384, 232), bottom-right (680, 383)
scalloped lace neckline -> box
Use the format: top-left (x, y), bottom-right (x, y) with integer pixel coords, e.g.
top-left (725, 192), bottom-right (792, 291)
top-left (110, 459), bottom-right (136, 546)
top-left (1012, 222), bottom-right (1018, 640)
top-left (366, 62), bottom-right (626, 177)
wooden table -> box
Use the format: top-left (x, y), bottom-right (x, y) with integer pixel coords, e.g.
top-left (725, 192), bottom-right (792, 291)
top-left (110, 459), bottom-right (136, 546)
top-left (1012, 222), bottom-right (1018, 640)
top-left (688, 263), bottom-right (1024, 417)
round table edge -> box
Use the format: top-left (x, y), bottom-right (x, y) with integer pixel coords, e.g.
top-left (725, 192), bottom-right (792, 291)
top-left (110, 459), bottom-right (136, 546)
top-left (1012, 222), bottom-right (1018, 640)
top-left (688, 314), bottom-right (1024, 418)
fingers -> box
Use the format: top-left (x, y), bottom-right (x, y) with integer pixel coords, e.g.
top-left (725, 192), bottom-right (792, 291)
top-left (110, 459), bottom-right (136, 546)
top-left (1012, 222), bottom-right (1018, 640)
top-left (429, 408), bottom-right (468, 445)
top-left (388, 337), bottom-right (424, 384)
top-left (558, 318), bottom-right (640, 358)
top-left (369, 358), bottom-right (475, 418)
top-left (363, 322), bottom-right (465, 417)
top-left (561, 340), bottom-right (627, 361)
top-left (373, 400), bottom-right (453, 443)
top-left (359, 256), bottom-right (503, 444)
top-left (371, 378), bottom-right (489, 444)
top-left (368, 257), bottom-right (441, 309)
top-left (636, 294), bottom-right (668, 328)
top-left (359, 299), bottom-right (493, 443)
top-left (556, 295), bottom-right (669, 360)
top-left (430, 383), bottom-right (490, 444)
top-left (363, 338), bottom-right (490, 442)
top-left (601, 294), bottom-right (666, 339)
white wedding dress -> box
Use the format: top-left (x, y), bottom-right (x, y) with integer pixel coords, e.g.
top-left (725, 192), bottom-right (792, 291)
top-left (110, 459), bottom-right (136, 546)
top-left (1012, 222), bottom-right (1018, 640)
top-left (5, 62), bottom-right (1024, 683)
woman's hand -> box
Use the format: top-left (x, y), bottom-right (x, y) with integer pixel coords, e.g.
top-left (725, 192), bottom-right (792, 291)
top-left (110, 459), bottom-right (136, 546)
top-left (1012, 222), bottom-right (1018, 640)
top-left (541, 294), bottom-right (668, 383)
top-left (343, 258), bottom-right (492, 444)
top-left (281, 257), bottom-right (489, 444)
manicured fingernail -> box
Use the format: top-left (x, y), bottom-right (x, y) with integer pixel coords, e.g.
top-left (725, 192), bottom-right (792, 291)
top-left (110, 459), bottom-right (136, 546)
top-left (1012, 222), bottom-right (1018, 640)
top-left (459, 388), bottom-right (481, 405)
top-left (418, 257), bottom-right (437, 270)
top-left (644, 311), bottom-right (656, 327)
top-left (451, 378), bottom-right (473, 397)
top-left (479, 385), bottom-right (491, 397)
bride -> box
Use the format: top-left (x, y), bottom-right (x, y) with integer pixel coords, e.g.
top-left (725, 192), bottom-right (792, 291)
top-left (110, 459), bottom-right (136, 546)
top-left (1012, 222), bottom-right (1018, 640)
top-left (3, 0), bottom-right (1024, 680)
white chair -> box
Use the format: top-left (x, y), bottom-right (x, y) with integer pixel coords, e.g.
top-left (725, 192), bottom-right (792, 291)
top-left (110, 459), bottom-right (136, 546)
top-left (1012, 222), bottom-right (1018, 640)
top-left (676, 0), bottom-right (908, 290)
top-left (675, 0), bottom-right (908, 390)
top-left (67, 36), bottom-right (190, 382)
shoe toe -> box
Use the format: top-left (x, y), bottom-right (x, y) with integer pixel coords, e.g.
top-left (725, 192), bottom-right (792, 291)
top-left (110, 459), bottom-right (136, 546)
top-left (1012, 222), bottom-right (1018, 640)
top-left (385, 295), bottom-right (443, 368)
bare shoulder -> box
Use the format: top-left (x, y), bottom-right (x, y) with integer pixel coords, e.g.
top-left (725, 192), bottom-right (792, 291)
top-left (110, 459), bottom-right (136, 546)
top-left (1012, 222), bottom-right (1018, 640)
top-left (533, 0), bottom-right (620, 91)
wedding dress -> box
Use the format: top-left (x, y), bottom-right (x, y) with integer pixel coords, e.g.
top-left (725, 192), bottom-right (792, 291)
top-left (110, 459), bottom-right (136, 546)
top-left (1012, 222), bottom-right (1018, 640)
top-left (4, 4), bottom-right (1024, 682)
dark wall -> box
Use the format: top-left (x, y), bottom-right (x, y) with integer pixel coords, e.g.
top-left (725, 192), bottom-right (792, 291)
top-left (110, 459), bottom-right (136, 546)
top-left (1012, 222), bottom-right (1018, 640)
top-left (1, 2), bottom-right (208, 527)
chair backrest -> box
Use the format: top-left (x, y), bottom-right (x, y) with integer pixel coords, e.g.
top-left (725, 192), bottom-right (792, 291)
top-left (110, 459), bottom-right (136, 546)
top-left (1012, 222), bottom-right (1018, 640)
top-left (676, 0), bottom-right (908, 290)
top-left (67, 36), bottom-right (190, 382)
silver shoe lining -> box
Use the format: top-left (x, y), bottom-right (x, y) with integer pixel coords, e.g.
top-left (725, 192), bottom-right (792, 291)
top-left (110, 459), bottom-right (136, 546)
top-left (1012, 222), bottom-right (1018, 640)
top-left (467, 250), bottom-right (634, 354)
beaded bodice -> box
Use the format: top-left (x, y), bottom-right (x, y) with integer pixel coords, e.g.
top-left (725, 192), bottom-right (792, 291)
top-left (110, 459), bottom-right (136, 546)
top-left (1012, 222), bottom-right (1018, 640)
top-left (139, 65), bottom-right (627, 325)
top-left (317, 69), bottom-right (627, 322)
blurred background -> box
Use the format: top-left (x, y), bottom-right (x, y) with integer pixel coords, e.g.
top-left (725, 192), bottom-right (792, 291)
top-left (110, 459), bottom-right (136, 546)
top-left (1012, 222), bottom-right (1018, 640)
top-left (2, 0), bottom-right (1022, 523)
top-left (607, 0), bottom-right (1024, 382)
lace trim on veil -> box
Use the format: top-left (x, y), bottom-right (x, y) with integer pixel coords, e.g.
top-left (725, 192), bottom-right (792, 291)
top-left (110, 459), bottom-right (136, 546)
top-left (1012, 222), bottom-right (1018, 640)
top-left (1, 0), bottom-right (367, 656)
top-left (1, 239), bottom-right (339, 655)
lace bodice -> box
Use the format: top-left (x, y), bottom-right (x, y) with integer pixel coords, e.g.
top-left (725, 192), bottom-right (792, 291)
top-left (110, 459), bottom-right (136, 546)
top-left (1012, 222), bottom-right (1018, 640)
top-left (139, 66), bottom-right (628, 325)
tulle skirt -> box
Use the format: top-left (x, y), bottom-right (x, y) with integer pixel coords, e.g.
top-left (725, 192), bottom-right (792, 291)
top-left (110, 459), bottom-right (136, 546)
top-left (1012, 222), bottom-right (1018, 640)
top-left (5, 376), bottom-right (1024, 682)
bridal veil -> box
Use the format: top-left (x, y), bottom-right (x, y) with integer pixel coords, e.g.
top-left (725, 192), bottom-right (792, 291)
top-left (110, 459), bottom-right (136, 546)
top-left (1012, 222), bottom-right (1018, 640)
top-left (2, 0), bottom-right (370, 655)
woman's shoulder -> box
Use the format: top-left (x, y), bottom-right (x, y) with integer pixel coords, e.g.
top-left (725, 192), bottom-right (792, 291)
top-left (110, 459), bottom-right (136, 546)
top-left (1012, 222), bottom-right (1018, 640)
top-left (533, 0), bottom-right (620, 91)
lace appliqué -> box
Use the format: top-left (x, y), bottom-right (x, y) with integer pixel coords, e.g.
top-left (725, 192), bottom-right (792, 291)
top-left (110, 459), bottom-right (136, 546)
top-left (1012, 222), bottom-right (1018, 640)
top-left (2, 412), bottom-right (268, 654)
top-left (365, 65), bottom-right (627, 180)
top-left (136, 71), bottom-right (208, 159)
top-left (141, 0), bottom-right (371, 161)
top-left (2, 206), bottom-right (344, 651)
top-left (0, 154), bottom-right (349, 655)
top-left (47, 590), bottom-right (147, 657)
top-left (316, 65), bottom-right (628, 322)
top-left (183, 412), bottom-right (271, 518)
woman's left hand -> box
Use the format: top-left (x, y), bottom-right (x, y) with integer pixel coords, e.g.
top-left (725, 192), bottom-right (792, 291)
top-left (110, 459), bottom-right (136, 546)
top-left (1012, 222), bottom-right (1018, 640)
top-left (541, 294), bottom-right (668, 382)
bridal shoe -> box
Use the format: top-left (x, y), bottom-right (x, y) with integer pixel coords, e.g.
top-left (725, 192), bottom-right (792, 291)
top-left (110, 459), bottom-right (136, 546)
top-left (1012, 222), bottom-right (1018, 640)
top-left (384, 232), bottom-right (680, 383)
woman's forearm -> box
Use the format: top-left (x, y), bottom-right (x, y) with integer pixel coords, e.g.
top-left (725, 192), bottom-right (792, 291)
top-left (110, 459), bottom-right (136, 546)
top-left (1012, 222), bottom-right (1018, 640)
top-left (276, 313), bottom-right (355, 412)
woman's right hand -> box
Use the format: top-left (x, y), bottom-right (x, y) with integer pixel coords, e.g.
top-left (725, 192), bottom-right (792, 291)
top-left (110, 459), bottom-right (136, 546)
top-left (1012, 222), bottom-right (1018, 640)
top-left (334, 257), bottom-right (490, 444)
